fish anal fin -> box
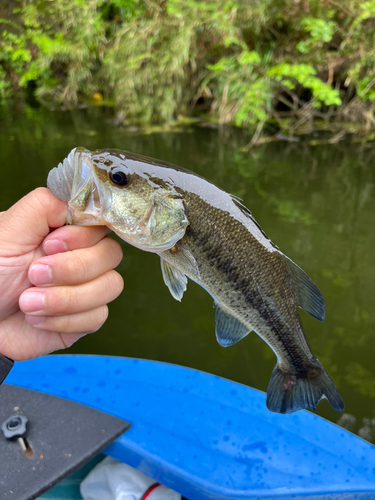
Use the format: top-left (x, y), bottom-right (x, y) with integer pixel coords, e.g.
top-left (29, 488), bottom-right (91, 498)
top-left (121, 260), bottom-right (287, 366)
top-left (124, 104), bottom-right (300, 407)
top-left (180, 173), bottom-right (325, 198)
top-left (266, 361), bottom-right (345, 414)
top-left (284, 256), bottom-right (325, 321)
top-left (160, 258), bottom-right (187, 302)
top-left (215, 303), bottom-right (250, 347)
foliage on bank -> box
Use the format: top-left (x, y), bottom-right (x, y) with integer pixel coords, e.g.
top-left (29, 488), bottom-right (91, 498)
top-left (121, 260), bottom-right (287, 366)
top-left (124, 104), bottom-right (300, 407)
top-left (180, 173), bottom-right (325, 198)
top-left (1, 0), bottom-right (375, 137)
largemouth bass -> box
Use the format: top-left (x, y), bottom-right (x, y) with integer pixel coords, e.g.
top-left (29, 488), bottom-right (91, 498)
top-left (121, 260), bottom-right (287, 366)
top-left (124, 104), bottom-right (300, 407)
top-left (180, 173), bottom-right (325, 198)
top-left (47, 147), bottom-right (344, 414)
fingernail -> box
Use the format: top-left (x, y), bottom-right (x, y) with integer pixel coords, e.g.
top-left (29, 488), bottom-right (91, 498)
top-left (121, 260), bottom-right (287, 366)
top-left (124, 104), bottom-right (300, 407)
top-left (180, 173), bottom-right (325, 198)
top-left (20, 292), bottom-right (45, 313)
top-left (25, 315), bottom-right (45, 326)
top-left (29, 264), bottom-right (52, 285)
top-left (44, 239), bottom-right (67, 254)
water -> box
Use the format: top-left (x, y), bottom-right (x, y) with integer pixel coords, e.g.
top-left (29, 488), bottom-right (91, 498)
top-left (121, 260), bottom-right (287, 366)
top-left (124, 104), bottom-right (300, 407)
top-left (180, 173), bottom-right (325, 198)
top-left (1, 102), bottom-right (374, 441)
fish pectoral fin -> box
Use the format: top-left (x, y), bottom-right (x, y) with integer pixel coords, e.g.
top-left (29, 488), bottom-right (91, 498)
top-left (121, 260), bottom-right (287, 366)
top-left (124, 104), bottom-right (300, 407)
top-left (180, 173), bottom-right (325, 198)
top-left (214, 303), bottom-right (250, 347)
top-left (164, 244), bottom-right (200, 279)
top-left (284, 256), bottom-right (325, 321)
top-left (160, 258), bottom-right (187, 302)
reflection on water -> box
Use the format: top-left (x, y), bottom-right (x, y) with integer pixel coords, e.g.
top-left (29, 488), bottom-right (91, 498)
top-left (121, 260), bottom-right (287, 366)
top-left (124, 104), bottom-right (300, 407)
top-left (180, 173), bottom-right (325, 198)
top-left (1, 103), bottom-right (374, 440)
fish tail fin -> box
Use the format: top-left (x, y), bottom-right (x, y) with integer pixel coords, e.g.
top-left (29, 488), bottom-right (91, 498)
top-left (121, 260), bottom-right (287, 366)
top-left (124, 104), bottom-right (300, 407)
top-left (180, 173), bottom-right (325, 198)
top-left (266, 361), bottom-right (344, 414)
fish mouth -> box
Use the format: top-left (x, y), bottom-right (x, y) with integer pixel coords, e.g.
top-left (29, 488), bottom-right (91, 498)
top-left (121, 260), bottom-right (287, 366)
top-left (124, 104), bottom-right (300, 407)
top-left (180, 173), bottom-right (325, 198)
top-left (48, 147), bottom-right (106, 225)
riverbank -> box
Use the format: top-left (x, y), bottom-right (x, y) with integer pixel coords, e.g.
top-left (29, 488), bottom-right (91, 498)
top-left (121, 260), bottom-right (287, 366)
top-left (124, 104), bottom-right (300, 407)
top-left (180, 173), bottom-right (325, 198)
top-left (1, 0), bottom-right (375, 143)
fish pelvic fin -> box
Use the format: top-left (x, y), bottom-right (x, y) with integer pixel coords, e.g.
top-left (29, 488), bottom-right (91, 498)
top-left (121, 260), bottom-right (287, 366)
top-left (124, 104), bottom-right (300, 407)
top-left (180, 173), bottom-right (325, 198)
top-left (214, 303), bottom-right (250, 347)
top-left (284, 256), bottom-right (325, 321)
top-left (266, 360), bottom-right (345, 414)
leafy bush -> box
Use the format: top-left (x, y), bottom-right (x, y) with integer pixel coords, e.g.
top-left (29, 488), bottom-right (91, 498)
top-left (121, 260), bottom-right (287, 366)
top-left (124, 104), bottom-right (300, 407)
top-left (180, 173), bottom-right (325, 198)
top-left (1, 0), bottom-right (375, 135)
top-left (0, 0), bottom-right (107, 102)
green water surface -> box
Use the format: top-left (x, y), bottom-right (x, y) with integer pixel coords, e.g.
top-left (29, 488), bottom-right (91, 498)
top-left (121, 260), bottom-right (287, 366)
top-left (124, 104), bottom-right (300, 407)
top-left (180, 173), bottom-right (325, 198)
top-left (1, 103), bottom-right (374, 442)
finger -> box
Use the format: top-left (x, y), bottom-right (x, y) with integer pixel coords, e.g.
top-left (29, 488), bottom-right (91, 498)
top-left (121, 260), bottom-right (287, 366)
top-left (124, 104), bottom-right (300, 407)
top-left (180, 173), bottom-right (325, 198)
top-left (19, 270), bottom-right (124, 316)
top-left (25, 305), bottom-right (109, 336)
top-left (43, 225), bottom-right (111, 255)
top-left (29, 237), bottom-right (123, 286)
top-left (0, 188), bottom-right (67, 255)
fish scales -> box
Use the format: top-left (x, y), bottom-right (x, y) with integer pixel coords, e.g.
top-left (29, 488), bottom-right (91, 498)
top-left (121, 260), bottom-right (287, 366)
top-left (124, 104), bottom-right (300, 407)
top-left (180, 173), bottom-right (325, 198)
top-left (165, 192), bottom-right (312, 368)
top-left (47, 147), bottom-right (344, 414)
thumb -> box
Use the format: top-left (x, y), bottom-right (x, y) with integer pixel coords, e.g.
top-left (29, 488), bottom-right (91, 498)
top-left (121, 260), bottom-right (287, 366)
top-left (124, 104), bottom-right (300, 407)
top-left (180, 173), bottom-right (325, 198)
top-left (0, 188), bottom-right (68, 256)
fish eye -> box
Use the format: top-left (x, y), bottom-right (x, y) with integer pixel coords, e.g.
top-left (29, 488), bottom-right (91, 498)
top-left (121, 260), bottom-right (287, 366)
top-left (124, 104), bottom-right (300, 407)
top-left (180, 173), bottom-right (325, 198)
top-left (110, 169), bottom-right (128, 187)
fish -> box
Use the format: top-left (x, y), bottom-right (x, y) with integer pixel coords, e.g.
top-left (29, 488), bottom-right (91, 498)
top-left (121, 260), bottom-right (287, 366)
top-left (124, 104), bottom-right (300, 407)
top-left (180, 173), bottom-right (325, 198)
top-left (47, 147), bottom-right (345, 414)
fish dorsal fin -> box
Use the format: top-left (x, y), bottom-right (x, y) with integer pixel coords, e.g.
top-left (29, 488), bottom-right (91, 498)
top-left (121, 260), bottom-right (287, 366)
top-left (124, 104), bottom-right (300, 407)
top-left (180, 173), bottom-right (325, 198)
top-left (160, 258), bottom-right (187, 302)
top-left (284, 256), bottom-right (325, 321)
top-left (215, 303), bottom-right (250, 347)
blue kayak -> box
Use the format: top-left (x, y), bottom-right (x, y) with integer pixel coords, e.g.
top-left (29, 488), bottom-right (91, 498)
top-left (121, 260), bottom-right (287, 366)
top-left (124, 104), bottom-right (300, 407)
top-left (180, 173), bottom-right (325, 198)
top-left (6, 355), bottom-right (375, 500)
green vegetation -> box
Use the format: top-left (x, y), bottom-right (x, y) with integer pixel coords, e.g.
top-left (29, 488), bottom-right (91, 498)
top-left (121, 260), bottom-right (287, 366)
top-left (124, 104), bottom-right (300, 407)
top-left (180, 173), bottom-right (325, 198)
top-left (2, 0), bottom-right (375, 139)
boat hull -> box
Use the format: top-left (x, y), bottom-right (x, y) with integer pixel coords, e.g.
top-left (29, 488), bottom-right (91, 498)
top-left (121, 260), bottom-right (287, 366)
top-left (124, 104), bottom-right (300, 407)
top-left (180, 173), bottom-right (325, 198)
top-left (6, 355), bottom-right (375, 500)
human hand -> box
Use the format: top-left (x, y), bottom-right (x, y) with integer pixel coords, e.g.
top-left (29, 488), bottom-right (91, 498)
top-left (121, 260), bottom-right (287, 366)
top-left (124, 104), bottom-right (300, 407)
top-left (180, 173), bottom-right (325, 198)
top-left (0, 188), bottom-right (123, 361)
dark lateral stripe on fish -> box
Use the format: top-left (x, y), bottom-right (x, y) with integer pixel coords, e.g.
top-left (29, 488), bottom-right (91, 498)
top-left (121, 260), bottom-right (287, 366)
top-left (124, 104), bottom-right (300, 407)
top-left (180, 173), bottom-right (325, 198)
top-left (204, 255), bottom-right (305, 366)
top-left (189, 229), bottom-right (291, 322)
top-left (185, 202), bottom-right (317, 375)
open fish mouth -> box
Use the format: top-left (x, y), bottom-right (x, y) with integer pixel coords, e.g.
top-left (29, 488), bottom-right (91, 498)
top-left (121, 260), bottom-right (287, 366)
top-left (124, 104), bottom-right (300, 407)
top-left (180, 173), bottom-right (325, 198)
top-left (47, 147), bottom-right (105, 225)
